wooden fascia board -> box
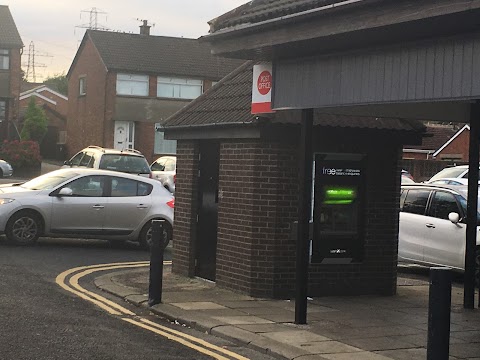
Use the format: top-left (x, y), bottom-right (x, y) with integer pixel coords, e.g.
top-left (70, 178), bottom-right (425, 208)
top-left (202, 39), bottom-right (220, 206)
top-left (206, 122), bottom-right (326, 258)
top-left (207, 0), bottom-right (480, 58)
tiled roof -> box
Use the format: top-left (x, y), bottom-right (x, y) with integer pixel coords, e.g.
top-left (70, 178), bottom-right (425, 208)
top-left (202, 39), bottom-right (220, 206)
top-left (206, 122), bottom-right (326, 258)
top-left (86, 30), bottom-right (244, 80)
top-left (407, 125), bottom-right (461, 151)
top-left (163, 60), bottom-right (425, 134)
top-left (209, 0), bottom-right (349, 32)
top-left (0, 6), bottom-right (23, 48)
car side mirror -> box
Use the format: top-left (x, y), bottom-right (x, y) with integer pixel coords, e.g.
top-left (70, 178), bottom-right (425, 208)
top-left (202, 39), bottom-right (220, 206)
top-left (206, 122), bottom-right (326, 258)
top-left (448, 212), bottom-right (461, 224)
top-left (58, 187), bottom-right (73, 196)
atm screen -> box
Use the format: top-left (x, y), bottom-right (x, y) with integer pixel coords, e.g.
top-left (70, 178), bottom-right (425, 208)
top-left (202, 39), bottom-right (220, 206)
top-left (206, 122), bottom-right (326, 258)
top-left (323, 186), bottom-right (357, 205)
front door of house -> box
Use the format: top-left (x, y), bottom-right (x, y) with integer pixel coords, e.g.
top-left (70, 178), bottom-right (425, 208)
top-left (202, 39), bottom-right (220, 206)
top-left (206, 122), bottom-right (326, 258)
top-left (195, 141), bottom-right (220, 281)
top-left (114, 121), bottom-right (135, 150)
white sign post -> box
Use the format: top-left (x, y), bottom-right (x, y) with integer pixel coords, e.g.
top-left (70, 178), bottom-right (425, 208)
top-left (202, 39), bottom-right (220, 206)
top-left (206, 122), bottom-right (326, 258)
top-left (251, 63), bottom-right (275, 114)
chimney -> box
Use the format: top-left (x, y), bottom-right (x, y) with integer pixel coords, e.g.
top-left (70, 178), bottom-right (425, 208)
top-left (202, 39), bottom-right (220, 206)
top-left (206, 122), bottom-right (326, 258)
top-left (139, 20), bottom-right (150, 35)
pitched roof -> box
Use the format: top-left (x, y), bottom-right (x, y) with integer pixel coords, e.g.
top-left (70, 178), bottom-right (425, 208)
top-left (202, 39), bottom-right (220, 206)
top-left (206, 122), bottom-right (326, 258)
top-left (79, 30), bottom-right (243, 79)
top-left (406, 125), bottom-right (460, 151)
top-left (209, 0), bottom-right (353, 32)
top-left (0, 5), bottom-right (23, 48)
top-left (163, 60), bottom-right (425, 134)
top-left (433, 124), bottom-right (469, 157)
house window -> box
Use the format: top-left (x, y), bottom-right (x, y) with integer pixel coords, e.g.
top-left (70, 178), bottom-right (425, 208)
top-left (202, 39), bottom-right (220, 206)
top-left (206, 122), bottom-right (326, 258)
top-left (157, 77), bottom-right (202, 99)
top-left (154, 124), bottom-right (176, 154)
top-left (116, 74), bottom-right (149, 96)
top-left (79, 77), bottom-right (86, 96)
top-left (0, 50), bottom-right (9, 70)
top-left (0, 101), bottom-right (5, 122)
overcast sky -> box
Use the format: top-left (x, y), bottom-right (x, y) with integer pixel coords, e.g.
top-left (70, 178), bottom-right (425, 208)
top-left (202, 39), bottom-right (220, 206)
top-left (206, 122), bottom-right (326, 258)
top-left (4, 0), bottom-right (247, 81)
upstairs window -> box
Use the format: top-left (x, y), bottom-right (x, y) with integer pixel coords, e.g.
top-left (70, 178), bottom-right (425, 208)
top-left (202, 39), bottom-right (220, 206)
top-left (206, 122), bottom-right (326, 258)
top-left (0, 101), bottom-right (5, 122)
top-left (157, 77), bottom-right (202, 100)
top-left (0, 49), bottom-right (9, 70)
top-left (117, 74), bottom-right (149, 96)
top-left (79, 77), bottom-right (86, 96)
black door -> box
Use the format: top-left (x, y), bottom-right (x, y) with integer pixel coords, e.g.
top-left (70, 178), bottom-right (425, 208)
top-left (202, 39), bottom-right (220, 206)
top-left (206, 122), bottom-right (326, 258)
top-left (195, 142), bottom-right (220, 281)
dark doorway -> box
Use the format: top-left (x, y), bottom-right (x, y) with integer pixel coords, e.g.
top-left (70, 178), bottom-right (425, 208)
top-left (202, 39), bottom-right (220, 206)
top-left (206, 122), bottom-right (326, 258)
top-left (195, 141), bottom-right (220, 281)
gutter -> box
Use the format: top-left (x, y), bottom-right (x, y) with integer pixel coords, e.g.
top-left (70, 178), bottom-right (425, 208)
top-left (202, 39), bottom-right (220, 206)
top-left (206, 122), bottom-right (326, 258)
top-left (204, 0), bottom-right (370, 40)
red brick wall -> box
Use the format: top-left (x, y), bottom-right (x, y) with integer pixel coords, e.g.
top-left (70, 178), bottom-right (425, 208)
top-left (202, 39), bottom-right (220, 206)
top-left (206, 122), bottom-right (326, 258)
top-left (172, 129), bottom-right (402, 298)
top-left (172, 140), bottom-right (199, 277)
top-left (5, 48), bottom-right (21, 140)
top-left (436, 129), bottom-right (469, 161)
top-left (67, 37), bottom-right (109, 158)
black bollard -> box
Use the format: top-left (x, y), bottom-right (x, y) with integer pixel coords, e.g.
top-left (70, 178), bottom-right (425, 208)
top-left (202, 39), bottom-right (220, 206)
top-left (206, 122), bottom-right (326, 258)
top-left (427, 267), bottom-right (452, 360)
top-left (148, 219), bottom-right (165, 307)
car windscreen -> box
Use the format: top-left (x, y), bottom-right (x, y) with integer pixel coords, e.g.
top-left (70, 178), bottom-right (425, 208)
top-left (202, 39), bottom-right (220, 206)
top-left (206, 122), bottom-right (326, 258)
top-left (21, 170), bottom-right (81, 190)
top-left (99, 154), bottom-right (150, 174)
top-left (429, 167), bottom-right (467, 182)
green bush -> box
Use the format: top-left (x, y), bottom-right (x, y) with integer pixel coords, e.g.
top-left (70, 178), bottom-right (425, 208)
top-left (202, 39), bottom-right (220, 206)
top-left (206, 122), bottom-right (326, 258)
top-left (0, 140), bottom-right (42, 169)
top-left (21, 98), bottom-right (48, 142)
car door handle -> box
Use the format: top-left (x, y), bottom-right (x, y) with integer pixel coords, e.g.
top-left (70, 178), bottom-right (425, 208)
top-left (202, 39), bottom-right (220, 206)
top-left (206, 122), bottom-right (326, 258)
top-left (92, 205), bottom-right (105, 209)
top-left (137, 204), bottom-right (148, 209)
top-left (425, 223), bottom-right (435, 228)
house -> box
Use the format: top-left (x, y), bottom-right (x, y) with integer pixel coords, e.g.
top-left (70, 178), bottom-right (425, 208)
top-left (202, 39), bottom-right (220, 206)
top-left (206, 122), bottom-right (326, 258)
top-left (163, 60), bottom-right (425, 298)
top-left (19, 85), bottom-right (68, 159)
top-left (66, 26), bottom-right (244, 163)
top-left (0, 5), bottom-right (23, 141)
top-left (403, 124), bottom-right (461, 160)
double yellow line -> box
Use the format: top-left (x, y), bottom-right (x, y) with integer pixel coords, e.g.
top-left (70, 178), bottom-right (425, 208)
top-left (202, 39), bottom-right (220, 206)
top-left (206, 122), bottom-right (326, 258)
top-left (56, 261), bottom-right (249, 360)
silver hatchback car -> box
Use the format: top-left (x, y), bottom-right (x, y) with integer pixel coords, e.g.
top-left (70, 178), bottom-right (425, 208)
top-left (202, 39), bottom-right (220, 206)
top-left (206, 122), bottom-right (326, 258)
top-left (399, 183), bottom-right (480, 275)
top-left (0, 168), bottom-right (174, 248)
top-left (150, 156), bottom-right (176, 193)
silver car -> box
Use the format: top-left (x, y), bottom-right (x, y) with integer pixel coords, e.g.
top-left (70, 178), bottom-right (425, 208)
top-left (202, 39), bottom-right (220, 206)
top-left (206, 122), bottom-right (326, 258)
top-left (0, 168), bottom-right (174, 248)
top-left (150, 156), bottom-right (176, 193)
top-left (0, 159), bottom-right (13, 177)
top-left (399, 183), bottom-right (480, 275)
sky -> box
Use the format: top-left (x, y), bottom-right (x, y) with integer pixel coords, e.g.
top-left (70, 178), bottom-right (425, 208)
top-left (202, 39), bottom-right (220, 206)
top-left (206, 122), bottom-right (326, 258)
top-left (3, 0), bottom-right (247, 82)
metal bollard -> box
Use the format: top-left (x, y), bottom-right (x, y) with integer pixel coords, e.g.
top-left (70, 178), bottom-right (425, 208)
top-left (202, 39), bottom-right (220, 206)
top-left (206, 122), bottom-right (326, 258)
top-left (427, 267), bottom-right (452, 360)
top-left (148, 219), bottom-right (165, 307)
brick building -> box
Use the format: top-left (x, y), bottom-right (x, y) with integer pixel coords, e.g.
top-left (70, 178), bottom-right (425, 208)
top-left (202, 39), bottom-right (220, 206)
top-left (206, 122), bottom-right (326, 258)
top-left (66, 26), bottom-right (243, 163)
top-left (0, 5), bottom-right (23, 141)
top-left (164, 61), bottom-right (425, 298)
top-left (19, 85), bottom-right (68, 159)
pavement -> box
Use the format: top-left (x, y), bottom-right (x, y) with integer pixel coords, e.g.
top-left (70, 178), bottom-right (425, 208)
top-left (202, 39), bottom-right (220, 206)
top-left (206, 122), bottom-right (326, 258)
top-left (94, 264), bottom-right (480, 360)
top-left (34, 161), bottom-right (480, 359)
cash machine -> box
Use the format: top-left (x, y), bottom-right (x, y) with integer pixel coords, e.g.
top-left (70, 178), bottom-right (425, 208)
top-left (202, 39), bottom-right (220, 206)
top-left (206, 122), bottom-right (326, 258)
top-left (311, 153), bottom-right (366, 264)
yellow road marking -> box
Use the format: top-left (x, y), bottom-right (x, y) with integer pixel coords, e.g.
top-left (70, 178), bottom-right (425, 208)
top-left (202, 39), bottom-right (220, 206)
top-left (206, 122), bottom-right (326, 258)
top-left (122, 318), bottom-right (232, 360)
top-left (57, 261), bottom-right (251, 359)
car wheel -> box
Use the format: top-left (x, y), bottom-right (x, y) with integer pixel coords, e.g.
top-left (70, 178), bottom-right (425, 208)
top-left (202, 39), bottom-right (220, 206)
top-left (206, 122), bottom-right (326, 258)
top-left (5, 211), bottom-right (42, 246)
top-left (139, 220), bottom-right (172, 250)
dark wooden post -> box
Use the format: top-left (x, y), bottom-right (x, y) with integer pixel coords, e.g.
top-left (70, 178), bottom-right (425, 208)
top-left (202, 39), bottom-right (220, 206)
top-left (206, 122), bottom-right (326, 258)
top-left (295, 108), bottom-right (313, 324)
top-left (465, 102), bottom-right (480, 309)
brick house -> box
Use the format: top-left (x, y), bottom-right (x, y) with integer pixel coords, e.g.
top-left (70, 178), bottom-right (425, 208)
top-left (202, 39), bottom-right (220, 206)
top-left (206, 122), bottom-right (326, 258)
top-left (19, 85), bottom-right (68, 159)
top-left (66, 27), bottom-right (243, 163)
top-left (403, 124), bottom-right (461, 160)
top-left (0, 5), bottom-right (23, 141)
top-left (164, 61), bottom-right (425, 298)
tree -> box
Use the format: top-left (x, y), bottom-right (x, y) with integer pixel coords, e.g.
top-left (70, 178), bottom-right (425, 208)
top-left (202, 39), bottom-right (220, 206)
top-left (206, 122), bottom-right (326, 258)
top-left (44, 73), bottom-right (68, 96)
top-left (21, 98), bottom-right (48, 143)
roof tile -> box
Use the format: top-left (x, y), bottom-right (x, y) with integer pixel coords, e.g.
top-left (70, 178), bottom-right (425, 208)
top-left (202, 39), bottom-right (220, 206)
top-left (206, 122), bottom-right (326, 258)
top-left (0, 6), bottom-right (23, 48)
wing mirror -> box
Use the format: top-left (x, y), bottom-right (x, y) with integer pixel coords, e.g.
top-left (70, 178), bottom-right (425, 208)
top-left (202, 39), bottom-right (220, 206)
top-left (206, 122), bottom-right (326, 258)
top-left (448, 212), bottom-right (461, 224)
top-left (58, 187), bottom-right (73, 196)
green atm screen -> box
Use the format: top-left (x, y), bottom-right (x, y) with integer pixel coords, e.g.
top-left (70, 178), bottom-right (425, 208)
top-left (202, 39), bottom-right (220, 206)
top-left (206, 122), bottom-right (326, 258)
top-left (323, 187), bottom-right (357, 205)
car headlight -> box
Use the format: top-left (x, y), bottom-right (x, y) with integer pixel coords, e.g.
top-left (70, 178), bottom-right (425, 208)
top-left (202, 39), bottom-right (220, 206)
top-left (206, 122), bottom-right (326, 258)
top-left (0, 198), bottom-right (14, 205)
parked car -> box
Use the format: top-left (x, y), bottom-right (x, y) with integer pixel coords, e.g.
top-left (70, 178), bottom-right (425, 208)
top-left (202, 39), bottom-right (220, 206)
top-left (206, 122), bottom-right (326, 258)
top-left (0, 168), bottom-right (174, 248)
top-left (63, 146), bottom-right (152, 178)
top-left (399, 183), bottom-right (480, 276)
top-left (426, 165), bottom-right (475, 183)
top-left (401, 169), bottom-right (415, 184)
top-left (150, 155), bottom-right (176, 193)
top-left (0, 159), bottom-right (13, 177)
top-left (428, 178), bottom-right (469, 185)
